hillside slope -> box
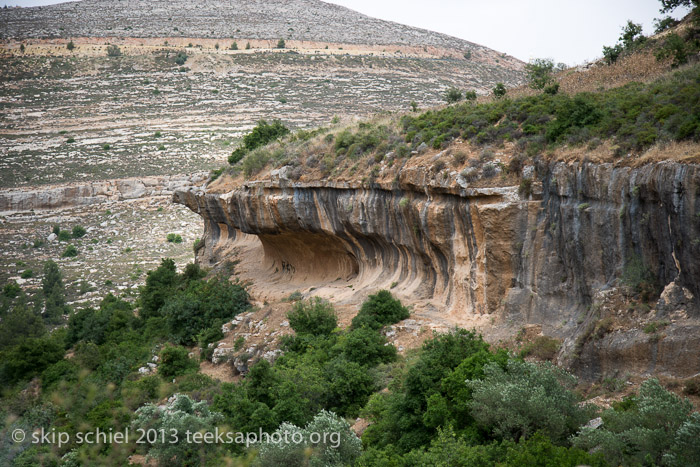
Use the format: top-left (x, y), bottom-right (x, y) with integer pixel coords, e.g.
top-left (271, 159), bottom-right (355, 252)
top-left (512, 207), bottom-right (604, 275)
top-left (0, 0), bottom-right (521, 66)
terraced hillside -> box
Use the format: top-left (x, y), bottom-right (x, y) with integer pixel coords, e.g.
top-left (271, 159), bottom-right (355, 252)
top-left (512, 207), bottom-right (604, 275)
top-left (0, 49), bottom-right (521, 188)
top-left (0, 0), bottom-right (517, 59)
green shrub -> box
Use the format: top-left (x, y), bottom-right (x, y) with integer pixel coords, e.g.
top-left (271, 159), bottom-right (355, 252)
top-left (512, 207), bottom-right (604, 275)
top-left (166, 233), bottom-right (183, 243)
top-left (468, 360), bottom-right (595, 443)
top-left (2, 280), bottom-right (22, 299)
top-left (66, 137), bottom-right (75, 143)
top-left (519, 336), bottom-right (560, 360)
top-left (493, 83), bottom-right (506, 98)
top-left (622, 254), bottom-right (658, 301)
top-left (287, 298), bottom-right (337, 336)
top-left (231, 120), bottom-right (290, 168)
top-left (159, 346), bottom-right (198, 378)
top-left (20, 269), bottom-right (33, 279)
top-left (106, 44), bottom-right (121, 57)
top-left (58, 230), bottom-right (72, 242)
top-left (572, 378), bottom-right (695, 466)
top-left (525, 58), bottom-right (555, 90)
top-left (132, 394), bottom-right (222, 466)
top-left (66, 41), bottom-right (75, 51)
top-left (656, 33), bottom-right (690, 67)
top-left (62, 244), bottom-right (78, 257)
top-left (340, 327), bottom-right (397, 366)
top-left (1, 334), bottom-right (65, 385)
top-left (71, 225), bottom-right (86, 238)
top-left (277, 38), bottom-right (286, 48)
top-left (256, 410), bottom-right (362, 466)
top-left (351, 290), bottom-right (409, 330)
top-left (445, 87), bottom-right (463, 103)
top-left (102, 143), bottom-right (111, 150)
top-left (362, 329), bottom-right (507, 452)
top-left (174, 50), bottom-right (188, 65)
top-left (162, 277), bottom-right (248, 345)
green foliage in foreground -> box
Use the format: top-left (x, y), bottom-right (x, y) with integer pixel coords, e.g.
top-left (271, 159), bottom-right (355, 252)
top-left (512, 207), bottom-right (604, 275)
top-left (255, 410), bottom-right (362, 467)
top-left (572, 378), bottom-right (700, 466)
top-left (2, 258), bottom-right (699, 466)
top-left (132, 394), bottom-right (222, 467)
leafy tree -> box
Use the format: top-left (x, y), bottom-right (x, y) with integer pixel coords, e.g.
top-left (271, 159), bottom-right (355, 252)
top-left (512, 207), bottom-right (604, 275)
top-left (339, 327), bottom-right (397, 366)
top-left (66, 41), bottom-right (75, 51)
top-left (468, 360), bottom-right (594, 444)
top-left (255, 410), bottom-right (362, 467)
top-left (659, 0), bottom-right (699, 13)
top-left (493, 83), bottom-right (506, 99)
top-left (525, 58), bottom-right (556, 90)
top-left (325, 358), bottom-right (377, 416)
top-left (0, 295), bottom-right (45, 351)
top-left (138, 258), bottom-right (178, 320)
top-left (362, 329), bottom-right (506, 452)
top-left (654, 16), bottom-right (680, 32)
top-left (132, 394), bottom-right (223, 467)
top-left (162, 276), bottom-right (248, 345)
top-left (0, 333), bottom-right (65, 384)
top-left (572, 378), bottom-right (695, 466)
top-left (444, 87), bottom-right (463, 104)
top-left (287, 298), bottom-right (337, 336)
top-left (42, 260), bottom-right (69, 323)
top-left (67, 294), bottom-right (135, 346)
top-left (276, 38), bottom-right (286, 48)
top-left (620, 20), bottom-right (645, 49)
top-left (159, 346), bottom-right (198, 378)
top-left (351, 290), bottom-right (409, 330)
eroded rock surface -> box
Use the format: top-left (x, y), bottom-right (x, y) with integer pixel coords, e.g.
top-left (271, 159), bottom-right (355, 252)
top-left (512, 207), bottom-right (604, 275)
top-left (175, 160), bottom-right (700, 380)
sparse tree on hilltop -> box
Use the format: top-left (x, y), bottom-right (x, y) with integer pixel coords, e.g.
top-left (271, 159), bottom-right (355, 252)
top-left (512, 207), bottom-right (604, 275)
top-left (659, 0), bottom-right (699, 13)
top-left (525, 58), bottom-right (555, 90)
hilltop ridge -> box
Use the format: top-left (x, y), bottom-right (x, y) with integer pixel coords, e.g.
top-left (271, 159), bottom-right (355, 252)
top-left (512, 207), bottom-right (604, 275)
top-left (0, 0), bottom-right (521, 66)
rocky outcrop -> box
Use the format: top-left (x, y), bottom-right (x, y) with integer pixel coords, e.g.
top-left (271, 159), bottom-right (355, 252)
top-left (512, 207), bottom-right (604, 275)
top-left (175, 160), bottom-right (700, 380)
top-left (0, 173), bottom-right (207, 214)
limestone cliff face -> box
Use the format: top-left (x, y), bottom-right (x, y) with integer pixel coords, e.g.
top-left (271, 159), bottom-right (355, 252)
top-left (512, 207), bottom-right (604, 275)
top-left (175, 160), bottom-right (700, 379)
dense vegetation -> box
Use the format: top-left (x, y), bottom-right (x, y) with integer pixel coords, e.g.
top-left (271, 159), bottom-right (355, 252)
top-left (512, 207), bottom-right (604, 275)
top-left (400, 63), bottom-right (700, 156)
top-left (2, 260), bottom-right (698, 465)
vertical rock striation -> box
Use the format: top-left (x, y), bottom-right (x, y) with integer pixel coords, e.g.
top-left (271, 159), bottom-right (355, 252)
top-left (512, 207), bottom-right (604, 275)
top-left (175, 160), bottom-right (700, 378)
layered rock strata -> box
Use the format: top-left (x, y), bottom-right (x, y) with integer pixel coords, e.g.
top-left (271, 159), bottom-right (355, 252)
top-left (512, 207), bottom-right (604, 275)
top-left (175, 160), bottom-right (700, 379)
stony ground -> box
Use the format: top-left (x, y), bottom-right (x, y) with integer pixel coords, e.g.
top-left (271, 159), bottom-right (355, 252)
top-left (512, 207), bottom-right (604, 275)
top-left (0, 194), bottom-right (201, 308)
top-left (0, 47), bottom-right (520, 188)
